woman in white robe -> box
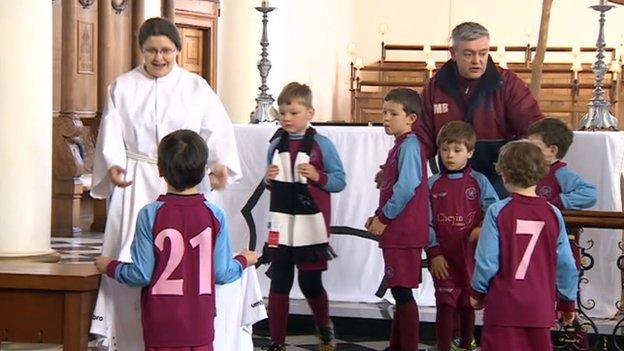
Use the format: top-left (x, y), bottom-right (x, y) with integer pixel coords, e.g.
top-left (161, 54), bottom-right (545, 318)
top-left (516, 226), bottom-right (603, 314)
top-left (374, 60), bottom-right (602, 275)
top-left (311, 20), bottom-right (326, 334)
top-left (89, 18), bottom-right (242, 350)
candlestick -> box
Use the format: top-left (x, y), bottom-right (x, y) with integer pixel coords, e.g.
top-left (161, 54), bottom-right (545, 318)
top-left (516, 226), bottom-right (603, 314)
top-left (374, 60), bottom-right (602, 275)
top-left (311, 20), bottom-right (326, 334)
top-left (578, 0), bottom-right (619, 130)
top-left (250, 2), bottom-right (278, 123)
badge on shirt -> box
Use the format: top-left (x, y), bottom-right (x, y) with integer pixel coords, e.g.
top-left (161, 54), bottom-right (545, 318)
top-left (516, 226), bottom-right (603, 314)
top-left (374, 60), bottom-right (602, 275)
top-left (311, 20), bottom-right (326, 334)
top-left (433, 103), bottom-right (449, 114)
top-left (268, 230), bottom-right (280, 247)
top-left (267, 221), bottom-right (280, 247)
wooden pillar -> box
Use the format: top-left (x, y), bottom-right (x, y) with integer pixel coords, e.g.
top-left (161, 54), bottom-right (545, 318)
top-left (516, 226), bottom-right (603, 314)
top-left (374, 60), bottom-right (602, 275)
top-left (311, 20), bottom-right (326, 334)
top-left (163, 0), bottom-right (175, 21)
top-left (133, 0), bottom-right (145, 67)
top-left (530, 0), bottom-right (554, 97)
top-left (54, 0), bottom-right (98, 236)
top-left (89, 0), bottom-right (133, 233)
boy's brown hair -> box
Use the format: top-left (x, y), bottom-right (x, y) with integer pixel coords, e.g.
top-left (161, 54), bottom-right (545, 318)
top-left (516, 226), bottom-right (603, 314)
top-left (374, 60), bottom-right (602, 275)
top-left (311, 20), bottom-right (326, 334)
top-left (527, 117), bottom-right (574, 159)
top-left (277, 82), bottom-right (313, 108)
top-left (495, 140), bottom-right (548, 188)
top-left (436, 121), bottom-right (477, 150)
top-left (384, 88), bottom-right (423, 117)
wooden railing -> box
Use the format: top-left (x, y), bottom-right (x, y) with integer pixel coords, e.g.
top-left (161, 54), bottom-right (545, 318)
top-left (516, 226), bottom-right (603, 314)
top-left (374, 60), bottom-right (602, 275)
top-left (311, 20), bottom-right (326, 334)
top-left (350, 42), bottom-right (624, 125)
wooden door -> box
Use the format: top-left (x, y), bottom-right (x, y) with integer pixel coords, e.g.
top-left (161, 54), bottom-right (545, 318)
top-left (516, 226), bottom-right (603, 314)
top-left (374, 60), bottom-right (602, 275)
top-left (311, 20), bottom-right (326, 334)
top-left (180, 27), bottom-right (203, 76)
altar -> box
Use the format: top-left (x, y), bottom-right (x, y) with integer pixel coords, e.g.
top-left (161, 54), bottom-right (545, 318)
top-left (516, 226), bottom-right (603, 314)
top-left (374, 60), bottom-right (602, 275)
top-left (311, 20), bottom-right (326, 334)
top-left (211, 125), bottom-right (624, 318)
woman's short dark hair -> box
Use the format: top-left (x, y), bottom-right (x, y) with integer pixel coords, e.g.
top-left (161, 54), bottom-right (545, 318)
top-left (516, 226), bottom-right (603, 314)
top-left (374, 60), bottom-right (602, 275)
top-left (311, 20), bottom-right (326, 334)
top-left (495, 140), bottom-right (548, 188)
top-left (139, 17), bottom-right (182, 51)
top-left (158, 130), bottom-right (208, 191)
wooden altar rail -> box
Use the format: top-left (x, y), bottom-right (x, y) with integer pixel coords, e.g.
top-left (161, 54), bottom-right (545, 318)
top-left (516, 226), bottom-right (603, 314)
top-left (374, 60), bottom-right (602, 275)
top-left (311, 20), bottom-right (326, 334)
top-left (358, 64), bottom-right (617, 77)
top-left (562, 210), bottom-right (624, 229)
top-left (380, 42), bottom-right (617, 65)
top-left (357, 79), bottom-right (614, 89)
top-left (350, 62), bottom-right (621, 124)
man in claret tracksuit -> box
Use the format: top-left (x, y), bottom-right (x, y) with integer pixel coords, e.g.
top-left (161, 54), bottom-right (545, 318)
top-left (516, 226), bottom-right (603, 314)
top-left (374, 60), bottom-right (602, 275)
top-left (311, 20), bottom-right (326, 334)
top-left (415, 22), bottom-right (543, 197)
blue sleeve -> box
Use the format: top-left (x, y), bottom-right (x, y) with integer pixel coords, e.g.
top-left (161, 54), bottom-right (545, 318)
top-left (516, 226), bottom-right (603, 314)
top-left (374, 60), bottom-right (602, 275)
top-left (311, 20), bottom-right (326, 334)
top-left (473, 171), bottom-right (500, 213)
top-left (553, 206), bottom-right (579, 301)
top-left (555, 168), bottom-right (598, 210)
top-left (315, 135), bottom-right (346, 193)
top-left (471, 202), bottom-right (504, 293)
top-left (427, 175), bottom-right (440, 249)
top-left (267, 138), bottom-right (279, 165)
top-left (206, 201), bottom-right (244, 284)
top-left (382, 136), bottom-right (423, 220)
top-left (114, 203), bottom-right (162, 287)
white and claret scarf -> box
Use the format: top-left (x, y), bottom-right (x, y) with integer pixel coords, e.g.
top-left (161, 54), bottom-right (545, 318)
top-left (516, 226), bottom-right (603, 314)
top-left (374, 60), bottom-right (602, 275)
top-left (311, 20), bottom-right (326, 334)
top-left (267, 128), bottom-right (329, 249)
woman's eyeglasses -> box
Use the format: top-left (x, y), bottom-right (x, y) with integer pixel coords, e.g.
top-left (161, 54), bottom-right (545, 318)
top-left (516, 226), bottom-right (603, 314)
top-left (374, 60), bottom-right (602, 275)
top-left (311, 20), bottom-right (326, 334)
top-left (143, 47), bottom-right (177, 57)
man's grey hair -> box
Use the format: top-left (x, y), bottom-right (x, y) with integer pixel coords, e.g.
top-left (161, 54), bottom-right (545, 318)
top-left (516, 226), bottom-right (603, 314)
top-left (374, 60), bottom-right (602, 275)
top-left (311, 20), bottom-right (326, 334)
top-left (451, 22), bottom-right (489, 46)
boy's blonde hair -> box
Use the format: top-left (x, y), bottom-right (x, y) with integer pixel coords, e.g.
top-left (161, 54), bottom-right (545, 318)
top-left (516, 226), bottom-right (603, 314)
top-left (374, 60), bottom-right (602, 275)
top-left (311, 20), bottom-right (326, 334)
top-left (436, 121), bottom-right (476, 150)
top-left (277, 82), bottom-right (313, 108)
top-left (495, 140), bottom-right (548, 188)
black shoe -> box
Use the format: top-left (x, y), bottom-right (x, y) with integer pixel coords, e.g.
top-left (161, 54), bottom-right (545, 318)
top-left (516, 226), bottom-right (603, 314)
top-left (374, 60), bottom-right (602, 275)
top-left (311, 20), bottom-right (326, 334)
top-left (263, 342), bottom-right (286, 351)
top-left (318, 325), bottom-right (336, 351)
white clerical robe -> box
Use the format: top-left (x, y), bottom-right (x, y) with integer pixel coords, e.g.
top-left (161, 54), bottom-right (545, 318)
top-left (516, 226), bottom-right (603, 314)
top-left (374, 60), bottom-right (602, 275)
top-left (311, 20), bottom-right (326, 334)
top-left (89, 64), bottom-right (243, 350)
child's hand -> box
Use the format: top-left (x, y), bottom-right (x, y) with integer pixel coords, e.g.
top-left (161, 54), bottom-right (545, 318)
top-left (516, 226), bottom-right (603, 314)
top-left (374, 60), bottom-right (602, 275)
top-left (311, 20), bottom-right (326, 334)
top-left (265, 165), bottom-right (279, 183)
top-left (209, 164), bottom-right (229, 190)
top-left (368, 216), bottom-right (387, 236)
top-left (94, 256), bottom-right (112, 274)
top-left (364, 216), bottom-right (374, 230)
top-left (240, 250), bottom-right (258, 266)
top-left (430, 255), bottom-right (450, 280)
top-left (298, 163), bottom-right (319, 182)
top-left (469, 226), bottom-right (481, 243)
top-left (470, 296), bottom-right (484, 310)
top-left (562, 311), bottom-right (576, 326)
top-left (374, 165), bottom-right (384, 189)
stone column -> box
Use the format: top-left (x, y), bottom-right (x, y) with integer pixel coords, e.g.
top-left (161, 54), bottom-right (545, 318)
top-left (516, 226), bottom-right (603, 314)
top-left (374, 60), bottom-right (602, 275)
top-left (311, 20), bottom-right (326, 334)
top-left (0, 0), bottom-right (59, 261)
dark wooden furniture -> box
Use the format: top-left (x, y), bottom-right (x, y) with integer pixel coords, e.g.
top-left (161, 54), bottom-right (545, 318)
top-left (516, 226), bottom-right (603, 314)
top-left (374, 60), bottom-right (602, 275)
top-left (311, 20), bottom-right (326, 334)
top-left (351, 43), bottom-right (624, 126)
top-left (0, 263), bottom-right (100, 351)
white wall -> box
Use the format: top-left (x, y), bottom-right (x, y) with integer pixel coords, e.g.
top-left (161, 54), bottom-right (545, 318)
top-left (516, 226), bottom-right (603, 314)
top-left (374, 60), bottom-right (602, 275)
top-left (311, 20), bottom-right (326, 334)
top-left (218, 0), bottom-right (355, 123)
top-left (217, 0), bottom-right (261, 124)
top-left (214, 0), bottom-right (624, 122)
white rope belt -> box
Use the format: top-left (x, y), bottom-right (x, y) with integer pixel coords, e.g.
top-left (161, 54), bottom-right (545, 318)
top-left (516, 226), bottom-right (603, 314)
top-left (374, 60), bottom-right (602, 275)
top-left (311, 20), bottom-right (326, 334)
top-left (126, 151), bottom-right (157, 165)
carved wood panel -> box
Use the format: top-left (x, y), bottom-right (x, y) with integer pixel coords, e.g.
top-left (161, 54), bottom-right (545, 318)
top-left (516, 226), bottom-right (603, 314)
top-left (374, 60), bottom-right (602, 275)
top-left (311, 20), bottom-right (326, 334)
top-left (174, 0), bottom-right (220, 89)
top-left (180, 27), bottom-right (203, 75)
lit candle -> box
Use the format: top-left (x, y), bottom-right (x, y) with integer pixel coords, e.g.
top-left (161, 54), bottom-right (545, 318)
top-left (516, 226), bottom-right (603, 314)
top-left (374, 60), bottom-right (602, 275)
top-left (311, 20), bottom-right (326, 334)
top-left (423, 45), bottom-right (432, 58)
top-left (346, 43), bottom-right (357, 56)
top-left (378, 23), bottom-right (389, 36)
top-left (354, 57), bottom-right (364, 70)
top-left (426, 58), bottom-right (436, 78)
top-left (571, 46), bottom-right (581, 59)
top-left (609, 59), bottom-right (621, 78)
top-left (571, 60), bottom-right (582, 80)
top-left (496, 45), bottom-right (506, 58)
top-left (524, 25), bottom-right (533, 44)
